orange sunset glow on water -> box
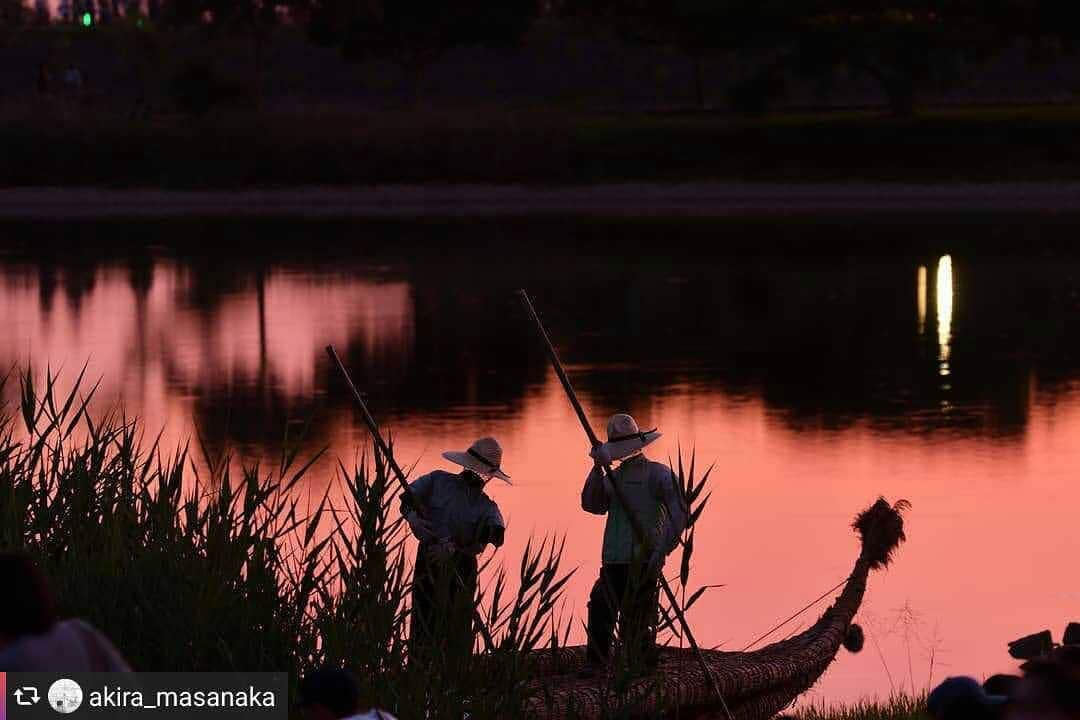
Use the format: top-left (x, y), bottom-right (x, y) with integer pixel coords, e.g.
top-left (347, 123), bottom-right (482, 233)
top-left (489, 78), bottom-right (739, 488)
top-left (1, 223), bottom-right (1077, 707)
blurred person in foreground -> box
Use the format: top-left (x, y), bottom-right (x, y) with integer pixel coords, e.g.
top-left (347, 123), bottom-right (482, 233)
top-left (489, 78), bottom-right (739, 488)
top-left (1010, 646), bottom-right (1080, 720)
top-left (928, 677), bottom-right (1007, 720)
top-left (930, 645), bottom-right (1080, 720)
top-left (0, 552), bottom-right (131, 671)
top-left (297, 667), bottom-right (396, 720)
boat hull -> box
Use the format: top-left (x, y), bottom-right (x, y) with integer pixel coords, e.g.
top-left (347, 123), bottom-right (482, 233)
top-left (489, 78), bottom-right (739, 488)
top-left (520, 497), bottom-right (908, 719)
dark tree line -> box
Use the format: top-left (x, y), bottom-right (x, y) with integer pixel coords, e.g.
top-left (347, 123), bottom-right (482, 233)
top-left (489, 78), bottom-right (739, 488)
top-left (306, 0), bottom-right (539, 102)
top-left (561, 0), bottom-right (1080, 114)
top-left (3, 0), bottom-right (1079, 115)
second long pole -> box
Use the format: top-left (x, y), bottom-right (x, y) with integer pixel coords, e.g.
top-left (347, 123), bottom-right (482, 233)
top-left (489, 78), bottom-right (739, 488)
top-left (518, 291), bottom-right (732, 719)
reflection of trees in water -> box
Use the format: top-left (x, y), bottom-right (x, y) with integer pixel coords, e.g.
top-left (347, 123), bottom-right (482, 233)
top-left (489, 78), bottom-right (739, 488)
top-left (495, 223), bottom-right (1080, 440)
top-left (563, 254), bottom-right (1043, 437)
top-left (61, 262), bottom-right (98, 317)
top-left (390, 259), bottom-right (542, 413)
top-left (38, 263), bottom-right (58, 316)
top-left (126, 252), bottom-right (155, 372)
top-left (187, 382), bottom-right (324, 462)
top-left (5, 218), bottom-right (1080, 453)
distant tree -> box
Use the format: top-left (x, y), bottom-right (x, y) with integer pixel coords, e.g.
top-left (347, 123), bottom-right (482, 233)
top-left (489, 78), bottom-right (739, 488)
top-left (787, 1), bottom-right (999, 117)
top-left (105, 12), bottom-right (170, 117)
top-left (169, 58), bottom-right (245, 114)
top-left (565, 0), bottom-right (1002, 116)
top-left (307, 0), bottom-right (540, 103)
top-left (561, 0), bottom-right (790, 110)
top-left (0, 0), bottom-right (28, 27)
top-left (990, 1), bottom-right (1080, 62)
top-left (159, 0), bottom-right (281, 106)
top-left (32, 0), bottom-right (49, 24)
top-left (208, 0), bottom-right (279, 105)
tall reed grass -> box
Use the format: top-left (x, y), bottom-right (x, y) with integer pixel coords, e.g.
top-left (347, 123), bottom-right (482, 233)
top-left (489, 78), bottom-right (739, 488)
top-left (0, 366), bottom-right (575, 718)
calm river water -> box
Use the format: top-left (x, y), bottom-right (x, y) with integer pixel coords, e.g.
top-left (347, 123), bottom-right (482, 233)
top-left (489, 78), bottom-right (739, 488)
top-left (2, 217), bottom-right (1077, 706)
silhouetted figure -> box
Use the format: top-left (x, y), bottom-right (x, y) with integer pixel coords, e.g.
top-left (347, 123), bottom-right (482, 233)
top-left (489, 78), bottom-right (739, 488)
top-left (400, 437), bottom-right (508, 665)
top-left (1065, 622), bottom-right (1080, 646)
top-left (1013, 646), bottom-right (1080, 720)
top-left (928, 677), bottom-right (1007, 720)
top-left (1009, 629), bottom-right (1054, 660)
top-left (0, 553), bottom-right (131, 671)
top-left (296, 667), bottom-right (397, 720)
top-left (983, 674), bottom-right (1022, 699)
top-left (580, 414), bottom-right (687, 676)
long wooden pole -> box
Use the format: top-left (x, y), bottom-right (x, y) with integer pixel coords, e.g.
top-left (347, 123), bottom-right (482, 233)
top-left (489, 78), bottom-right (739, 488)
top-left (325, 344), bottom-right (496, 654)
top-left (517, 291), bottom-right (733, 719)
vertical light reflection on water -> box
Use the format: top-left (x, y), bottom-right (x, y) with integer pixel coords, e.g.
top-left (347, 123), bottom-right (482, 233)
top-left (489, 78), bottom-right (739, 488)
top-left (917, 265), bottom-right (927, 336)
top-left (936, 255), bottom-right (953, 377)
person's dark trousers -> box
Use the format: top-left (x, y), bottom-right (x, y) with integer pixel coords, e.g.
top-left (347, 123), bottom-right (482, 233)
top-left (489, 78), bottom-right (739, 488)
top-left (586, 562), bottom-right (660, 667)
top-left (409, 545), bottom-right (478, 667)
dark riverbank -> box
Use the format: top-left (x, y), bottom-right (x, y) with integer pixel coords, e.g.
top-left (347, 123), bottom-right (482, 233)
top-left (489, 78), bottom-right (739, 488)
top-left (3, 182), bottom-right (1080, 219)
top-left (4, 105), bottom-right (1080, 189)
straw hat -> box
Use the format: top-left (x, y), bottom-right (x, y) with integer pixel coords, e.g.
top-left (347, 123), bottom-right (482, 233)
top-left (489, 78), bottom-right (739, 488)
top-left (601, 413), bottom-right (661, 461)
top-left (443, 437), bottom-right (511, 484)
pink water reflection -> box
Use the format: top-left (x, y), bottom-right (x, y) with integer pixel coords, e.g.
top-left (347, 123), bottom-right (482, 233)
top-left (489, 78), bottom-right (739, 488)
top-left (1, 261), bottom-right (412, 447)
top-left (353, 370), bottom-right (1078, 707)
top-left (1, 253), bottom-right (1077, 709)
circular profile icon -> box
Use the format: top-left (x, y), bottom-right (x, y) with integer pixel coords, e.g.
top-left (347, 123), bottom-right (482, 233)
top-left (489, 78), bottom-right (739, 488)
top-left (47, 678), bottom-right (83, 714)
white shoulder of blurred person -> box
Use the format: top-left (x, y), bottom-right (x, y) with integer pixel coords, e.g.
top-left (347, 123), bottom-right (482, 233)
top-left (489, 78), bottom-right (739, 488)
top-left (346, 711), bottom-right (398, 720)
top-left (0, 553), bottom-right (132, 673)
top-left (0, 618), bottom-right (132, 672)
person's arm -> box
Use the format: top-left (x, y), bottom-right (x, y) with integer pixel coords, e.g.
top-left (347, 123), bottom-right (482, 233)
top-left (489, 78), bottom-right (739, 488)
top-left (654, 465), bottom-right (688, 557)
top-left (399, 472), bottom-right (439, 543)
top-left (457, 504), bottom-right (505, 556)
top-left (581, 463), bottom-right (611, 515)
top-left (399, 471), bottom-right (434, 514)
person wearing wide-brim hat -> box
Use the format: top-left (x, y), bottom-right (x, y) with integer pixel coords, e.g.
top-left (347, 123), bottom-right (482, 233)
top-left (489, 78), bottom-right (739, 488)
top-left (399, 437), bottom-right (509, 663)
top-left (580, 413), bottom-right (687, 675)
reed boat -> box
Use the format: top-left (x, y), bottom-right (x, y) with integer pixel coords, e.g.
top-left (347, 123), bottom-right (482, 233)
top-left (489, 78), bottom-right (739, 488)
top-left (520, 498), bottom-right (909, 720)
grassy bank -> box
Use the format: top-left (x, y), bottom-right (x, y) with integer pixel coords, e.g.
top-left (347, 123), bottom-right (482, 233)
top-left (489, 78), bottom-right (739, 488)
top-left (794, 694), bottom-right (928, 720)
top-left (3, 103), bottom-right (1080, 187)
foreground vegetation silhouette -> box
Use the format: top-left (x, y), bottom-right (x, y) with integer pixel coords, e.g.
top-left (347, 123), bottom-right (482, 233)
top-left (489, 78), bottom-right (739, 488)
top-left (0, 366), bottom-right (730, 718)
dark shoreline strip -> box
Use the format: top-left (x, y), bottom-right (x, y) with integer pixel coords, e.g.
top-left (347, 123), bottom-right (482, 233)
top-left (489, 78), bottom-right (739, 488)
top-left (2, 184), bottom-right (1080, 219)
